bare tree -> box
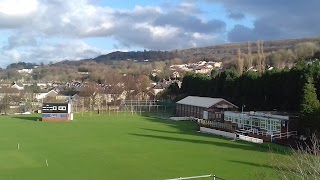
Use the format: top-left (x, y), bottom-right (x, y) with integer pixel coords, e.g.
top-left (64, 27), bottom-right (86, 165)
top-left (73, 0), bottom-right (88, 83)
top-left (268, 51), bottom-right (283, 69)
top-left (94, 93), bottom-right (102, 114)
top-left (104, 73), bottom-right (124, 105)
top-left (257, 40), bottom-right (265, 73)
top-left (247, 41), bottom-right (253, 69)
top-left (269, 134), bottom-right (320, 179)
top-left (237, 48), bottom-right (244, 75)
top-left (80, 98), bottom-right (84, 116)
top-left (89, 94), bottom-right (94, 114)
top-left (294, 42), bottom-right (319, 60)
top-left (261, 41), bottom-right (266, 72)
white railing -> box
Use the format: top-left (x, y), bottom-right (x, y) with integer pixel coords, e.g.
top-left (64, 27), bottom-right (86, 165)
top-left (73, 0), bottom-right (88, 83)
top-left (236, 128), bottom-right (298, 142)
top-left (166, 174), bottom-right (225, 180)
top-left (236, 128), bottom-right (269, 137)
top-left (272, 131), bottom-right (297, 139)
top-left (198, 120), bottom-right (233, 131)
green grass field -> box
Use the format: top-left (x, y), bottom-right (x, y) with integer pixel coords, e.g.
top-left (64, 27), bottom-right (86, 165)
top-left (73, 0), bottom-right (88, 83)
top-left (0, 113), bottom-right (287, 180)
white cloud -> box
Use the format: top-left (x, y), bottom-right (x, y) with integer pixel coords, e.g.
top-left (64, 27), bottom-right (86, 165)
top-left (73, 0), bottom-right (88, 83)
top-left (0, 0), bottom-right (40, 28)
top-left (30, 40), bottom-right (107, 63)
top-left (1, 40), bottom-right (106, 66)
top-left (135, 23), bottom-right (180, 40)
top-left (3, 49), bottom-right (24, 60)
top-left (8, 0), bottom-right (318, 67)
top-left (0, 0), bottom-right (38, 16)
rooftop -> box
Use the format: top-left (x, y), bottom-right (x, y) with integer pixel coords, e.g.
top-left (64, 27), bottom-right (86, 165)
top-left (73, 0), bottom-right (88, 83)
top-left (176, 96), bottom-right (238, 108)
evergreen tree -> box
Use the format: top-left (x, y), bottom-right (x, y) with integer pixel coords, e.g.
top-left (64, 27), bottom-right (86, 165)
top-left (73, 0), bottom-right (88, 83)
top-left (300, 78), bottom-right (320, 133)
top-left (300, 79), bottom-right (320, 115)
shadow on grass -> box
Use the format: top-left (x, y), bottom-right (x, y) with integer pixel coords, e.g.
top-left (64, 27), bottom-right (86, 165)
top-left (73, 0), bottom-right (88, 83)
top-left (137, 116), bottom-right (294, 156)
top-left (129, 133), bottom-right (285, 154)
top-left (228, 160), bottom-right (276, 170)
top-left (11, 116), bottom-right (41, 121)
top-left (141, 116), bottom-right (199, 132)
top-left (228, 160), bottom-right (301, 174)
top-left (140, 128), bottom-right (186, 134)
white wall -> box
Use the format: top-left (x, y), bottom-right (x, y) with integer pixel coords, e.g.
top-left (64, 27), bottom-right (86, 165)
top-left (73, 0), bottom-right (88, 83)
top-left (170, 117), bottom-right (194, 121)
top-left (35, 93), bottom-right (48, 100)
top-left (238, 135), bottom-right (263, 144)
top-left (200, 127), bottom-right (235, 139)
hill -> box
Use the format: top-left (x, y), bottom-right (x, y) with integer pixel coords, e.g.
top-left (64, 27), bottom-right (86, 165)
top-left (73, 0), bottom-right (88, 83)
top-left (94, 50), bottom-right (177, 62)
top-left (93, 37), bottom-right (320, 63)
top-left (180, 37), bottom-right (320, 60)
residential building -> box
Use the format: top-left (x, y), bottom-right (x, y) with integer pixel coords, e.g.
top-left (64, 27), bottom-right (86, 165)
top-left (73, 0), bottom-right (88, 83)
top-left (11, 82), bottom-right (24, 90)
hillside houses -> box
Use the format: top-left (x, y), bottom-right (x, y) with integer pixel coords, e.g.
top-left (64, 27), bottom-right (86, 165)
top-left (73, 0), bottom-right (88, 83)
top-left (11, 82), bottom-right (24, 90)
top-left (0, 87), bottom-right (21, 98)
top-left (17, 69), bottom-right (33, 74)
top-left (170, 61), bottom-right (223, 74)
top-left (0, 74), bottom-right (180, 114)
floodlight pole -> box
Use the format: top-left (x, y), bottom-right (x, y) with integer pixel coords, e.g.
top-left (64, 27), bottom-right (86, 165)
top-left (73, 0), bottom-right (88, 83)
top-left (241, 104), bottom-right (245, 114)
top-left (241, 104), bottom-right (245, 129)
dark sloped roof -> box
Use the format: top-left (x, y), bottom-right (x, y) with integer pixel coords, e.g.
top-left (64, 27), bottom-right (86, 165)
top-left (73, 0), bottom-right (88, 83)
top-left (57, 91), bottom-right (80, 96)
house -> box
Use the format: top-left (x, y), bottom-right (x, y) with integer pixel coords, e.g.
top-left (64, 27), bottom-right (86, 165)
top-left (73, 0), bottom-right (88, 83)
top-left (17, 69), bottom-right (33, 74)
top-left (152, 84), bottom-right (165, 95)
top-left (46, 89), bottom-right (59, 98)
top-left (37, 82), bottom-right (53, 89)
top-left (11, 82), bottom-right (24, 90)
top-left (35, 92), bottom-right (49, 101)
top-left (176, 96), bottom-right (238, 120)
top-left (0, 87), bottom-right (21, 99)
top-left (56, 91), bottom-right (80, 101)
top-left (213, 62), bottom-right (222, 68)
top-left (34, 89), bottom-right (57, 101)
top-left (194, 66), bottom-right (213, 74)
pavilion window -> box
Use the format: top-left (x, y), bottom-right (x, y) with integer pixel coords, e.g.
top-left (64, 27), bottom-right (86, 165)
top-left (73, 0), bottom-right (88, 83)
top-left (260, 119), bottom-right (266, 129)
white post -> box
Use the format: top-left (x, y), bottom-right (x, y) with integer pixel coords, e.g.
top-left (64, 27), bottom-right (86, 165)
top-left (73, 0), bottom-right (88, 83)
top-left (46, 158), bottom-right (49, 166)
top-left (17, 143), bottom-right (20, 150)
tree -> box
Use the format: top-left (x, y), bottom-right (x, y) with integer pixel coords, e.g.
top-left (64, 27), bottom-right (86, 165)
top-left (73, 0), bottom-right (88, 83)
top-left (104, 74), bottom-right (124, 105)
top-left (246, 41), bottom-right (253, 69)
top-left (168, 82), bottom-right (180, 95)
top-left (157, 82), bottom-right (180, 101)
top-left (136, 75), bottom-right (150, 94)
top-left (294, 42), bottom-right (319, 60)
top-left (257, 40), bottom-right (266, 73)
top-left (300, 78), bottom-right (320, 133)
top-left (300, 79), bottom-right (320, 115)
top-left (0, 95), bottom-right (10, 114)
top-left (268, 51), bottom-right (283, 69)
top-left (210, 69), bottom-right (219, 78)
top-left (237, 48), bottom-right (244, 75)
top-left (94, 94), bottom-right (102, 113)
top-left (268, 134), bottom-right (320, 180)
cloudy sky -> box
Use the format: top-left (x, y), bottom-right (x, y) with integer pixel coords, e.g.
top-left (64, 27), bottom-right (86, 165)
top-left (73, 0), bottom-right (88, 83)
top-left (0, 0), bottom-right (319, 67)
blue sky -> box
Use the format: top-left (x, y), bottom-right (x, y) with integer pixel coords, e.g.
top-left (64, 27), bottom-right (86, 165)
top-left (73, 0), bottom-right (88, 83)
top-left (0, 0), bottom-right (318, 67)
